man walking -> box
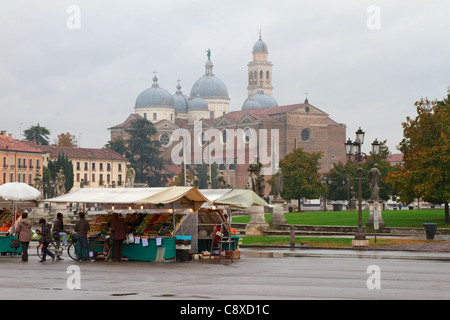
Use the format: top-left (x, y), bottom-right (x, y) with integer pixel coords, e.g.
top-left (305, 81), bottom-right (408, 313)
top-left (74, 211), bottom-right (90, 261)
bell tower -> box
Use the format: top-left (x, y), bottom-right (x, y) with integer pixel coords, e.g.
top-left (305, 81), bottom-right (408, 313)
top-left (247, 31), bottom-right (273, 97)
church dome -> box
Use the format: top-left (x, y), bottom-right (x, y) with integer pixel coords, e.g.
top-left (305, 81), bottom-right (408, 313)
top-left (135, 76), bottom-right (175, 109)
top-left (173, 81), bottom-right (188, 113)
top-left (242, 95), bottom-right (262, 110)
top-left (253, 34), bottom-right (268, 54)
top-left (190, 58), bottom-right (229, 99)
top-left (252, 88), bottom-right (278, 108)
top-left (188, 94), bottom-right (209, 111)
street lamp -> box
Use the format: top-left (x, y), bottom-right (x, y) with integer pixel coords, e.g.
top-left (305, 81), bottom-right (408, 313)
top-left (345, 127), bottom-right (380, 241)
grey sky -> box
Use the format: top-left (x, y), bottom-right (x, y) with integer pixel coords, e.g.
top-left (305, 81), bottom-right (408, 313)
top-left (1, 0), bottom-right (449, 155)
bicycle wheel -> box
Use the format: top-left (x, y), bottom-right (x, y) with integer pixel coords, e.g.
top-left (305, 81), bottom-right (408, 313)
top-left (67, 242), bottom-right (78, 261)
top-left (36, 242), bottom-right (56, 260)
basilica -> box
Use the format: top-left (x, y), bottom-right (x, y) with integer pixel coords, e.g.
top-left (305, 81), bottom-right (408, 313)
top-left (109, 33), bottom-right (347, 190)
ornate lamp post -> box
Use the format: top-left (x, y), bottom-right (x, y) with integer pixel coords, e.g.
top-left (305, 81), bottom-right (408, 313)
top-left (345, 128), bottom-right (380, 243)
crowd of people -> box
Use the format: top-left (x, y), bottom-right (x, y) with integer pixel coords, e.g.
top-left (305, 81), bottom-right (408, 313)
top-left (14, 211), bottom-right (127, 263)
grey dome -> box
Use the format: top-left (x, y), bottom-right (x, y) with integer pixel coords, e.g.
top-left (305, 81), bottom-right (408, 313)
top-left (253, 34), bottom-right (268, 54)
top-left (135, 76), bottom-right (175, 109)
top-left (188, 94), bottom-right (209, 111)
top-left (173, 81), bottom-right (188, 113)
top-left (242, 95), bottom-right (262, 110)
top-left (252, 89), bottom-right (278, 108)
top-left (190, 59), bottom-right (229, 99)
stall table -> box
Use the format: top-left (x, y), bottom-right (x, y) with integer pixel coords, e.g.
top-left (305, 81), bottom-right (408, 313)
top-left (0, 235), bottom-right (22, 255)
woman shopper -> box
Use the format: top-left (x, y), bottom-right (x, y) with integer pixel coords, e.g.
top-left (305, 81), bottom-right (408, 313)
top-left (110, 212), bottom-right (127, 262)
top-left (15, 212), bottom-right (32, 262)
top-left (37, 218), bottom-right (55, 262)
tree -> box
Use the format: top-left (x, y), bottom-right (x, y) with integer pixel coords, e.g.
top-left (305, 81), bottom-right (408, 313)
top-left (46, 153), bottom-right (74, 194)
top-left (56, 132), bottom-right (78, 147)
top-left (125, 118), bottom-right (167, 186)
top-left (23, 124), bottom-right (50, 145)
top-left (326, 161), bottom-right (357, 201)
top-left (279, 148), bottom-right (326, 211)
top-left (104, 136), bottom-right (127, 156)
top-left (387, 93), bottom-right (450, 222)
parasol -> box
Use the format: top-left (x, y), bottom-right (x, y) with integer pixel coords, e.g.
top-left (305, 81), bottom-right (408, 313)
top-left (0, 182), bottom-right (41, 234)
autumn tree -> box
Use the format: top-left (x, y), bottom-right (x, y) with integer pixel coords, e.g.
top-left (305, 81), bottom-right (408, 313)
top-left (387, 93), bottom-right (450, 222)
top-left (279, 148), bottom-right (326, 211)
top-left (56, 132), bottom-right (78, 147)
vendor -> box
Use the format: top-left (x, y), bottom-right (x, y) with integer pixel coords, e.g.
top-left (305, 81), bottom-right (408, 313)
top-left (110, 212), bottom-right (127, 262)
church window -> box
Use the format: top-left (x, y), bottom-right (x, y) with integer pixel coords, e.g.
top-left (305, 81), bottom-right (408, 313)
top-left (159, 133), bottom-right (171, 148)
top-left (266, 71), bottom-right (270, 81)
top-left (220, 129), bottom-right (228, 145)
top-left (301, 128), bottom-right (311, 141)
top-left (260, 70), bottom-right (263, 79)
top-left (244, 127), bottom-right (252, 144)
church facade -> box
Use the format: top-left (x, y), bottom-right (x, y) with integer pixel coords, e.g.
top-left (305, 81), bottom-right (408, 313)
top-left (109, 34), bottom-right (347, 190)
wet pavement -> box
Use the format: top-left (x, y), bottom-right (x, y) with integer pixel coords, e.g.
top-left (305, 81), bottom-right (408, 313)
top-left (1, 243), bottom-right (450, 301)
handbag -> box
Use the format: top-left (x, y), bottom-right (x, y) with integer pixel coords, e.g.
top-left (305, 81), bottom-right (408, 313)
top-left (10, 239), bottom-right (20, 249)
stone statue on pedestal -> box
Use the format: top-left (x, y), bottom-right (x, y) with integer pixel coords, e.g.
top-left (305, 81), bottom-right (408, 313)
top-left (368, 164), bottom-right (382, 200)
top-left (125, 163), bottom-right (136, 188)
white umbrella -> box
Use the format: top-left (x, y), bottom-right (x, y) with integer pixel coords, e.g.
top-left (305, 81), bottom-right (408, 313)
top-left (0, 182), bottom-right (41, 234)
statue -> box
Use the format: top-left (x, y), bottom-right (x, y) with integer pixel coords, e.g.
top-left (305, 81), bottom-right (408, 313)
top-left (55, 169), bottom-right (66, 197)
top-left (216, 171), bottom-right (227, 189)
top-left (272, 168), bottom-right (284, 199)
top-left (247, 158), bottom-right (264, 197)
top-left (33, 172), bottom-right (44, 200)
top-left (193, 175), bottom-right (199, 188)
top-left (206, 49), bottom-right (211, 60)
top-left (125, 163), bottom-right (136, 188)
top-left (368, 164), bottom-right (382, 200)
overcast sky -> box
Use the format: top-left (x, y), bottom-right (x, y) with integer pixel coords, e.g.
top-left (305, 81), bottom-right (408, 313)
top-left (1, 0), bottom-right (449, 155)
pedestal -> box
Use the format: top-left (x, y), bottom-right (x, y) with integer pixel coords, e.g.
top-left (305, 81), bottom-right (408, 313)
top-left (352, 240), bottom-right (370, 247)
top-left (245, 205), bottom-right (270, 236)
top-left (365, 200), bottom-right (385, 232)
top-left (269, 199), bottom-right (287, 229)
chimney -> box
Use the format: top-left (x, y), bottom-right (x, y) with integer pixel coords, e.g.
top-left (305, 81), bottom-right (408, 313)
top-left (7, 134), bottom-right (13, 142)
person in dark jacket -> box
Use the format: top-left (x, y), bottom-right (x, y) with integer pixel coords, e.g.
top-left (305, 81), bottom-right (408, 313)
top-left (74, 211), bottom-right (90, 261)
top-left (110, 212), bottom-right (128, 262)
top-left (53, 212), bottom-right (69, 261)
top-left (37, 218), bottom-right (55, 262)
top-left (15, 212), bottom-right (32, 262)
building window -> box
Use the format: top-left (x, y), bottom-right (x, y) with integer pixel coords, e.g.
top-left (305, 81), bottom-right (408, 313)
top-left (2, 157), bottom-right (6, 168)
top-left (266, 71), bottom-right (270, 81)
top-left (159, 133), bottom-right (171, 148)
top-left (92, 174), bottom-right (95, 182)
top-left (76, 173), bottom-right (80, 182)
top-left (76, 162), bottom-right (80, 170)
top-left (107, 163), bottom-right (111, 171)
top-left (244, 127), bottom-right (253, 144)
top-left (92, 163), bottom-right (96, 171)
top-left (118, 164), bottom-right (122, 172)
top-left (100, 163), bottom-right (103, 171)
top-left (36, 159), bottom-right (40, 169)
top-left (84, 162), bottom-right (88, 170)
top-left (301, 128), bottom-right (311, 141)
top-left (221, 129), bottom-right (228, 145)
top-left (153, 113), bottom-right (157, 121)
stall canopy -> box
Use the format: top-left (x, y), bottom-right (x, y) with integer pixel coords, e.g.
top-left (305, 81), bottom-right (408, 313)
top-left (206, 189), bottom-right (269, 208)
top-left (45, 186), bottom-right (209, 211)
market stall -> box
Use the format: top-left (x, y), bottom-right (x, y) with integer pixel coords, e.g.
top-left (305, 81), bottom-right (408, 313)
top-left (46, 186), bottom-right (209, 262)
top-left (0, 183), bottom-right (40, 255)
top-left (196, 189), bottom-right (269, 260)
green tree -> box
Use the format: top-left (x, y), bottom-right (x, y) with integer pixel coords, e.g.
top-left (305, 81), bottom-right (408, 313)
top-left (125, 118), bottom-right (167, 186)
top-left (104, 136), bottom-right (127, 156)
top-left (46, 153), bottom-right (74, 194)
top-left (387, 93), bottom-right (450, 222)
top-left (23, 124), bottom-right (50, 145)
top-left (326, 161), bottom-right (357, 201)
top-left (279, 148), bottom-right (326, 211)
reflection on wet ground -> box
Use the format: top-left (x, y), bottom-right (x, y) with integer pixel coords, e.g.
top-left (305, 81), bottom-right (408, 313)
top-left (240, 247), bottom-right (450, 262)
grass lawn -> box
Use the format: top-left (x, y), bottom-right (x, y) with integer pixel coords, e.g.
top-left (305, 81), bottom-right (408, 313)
top-left (232, 209), bottom-right (450, 229)
top-left (240, 236), bottom-right (441, 247)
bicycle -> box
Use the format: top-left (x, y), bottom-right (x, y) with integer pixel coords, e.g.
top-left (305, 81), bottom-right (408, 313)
top-left (36, 231), bottom-right (78, 261)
